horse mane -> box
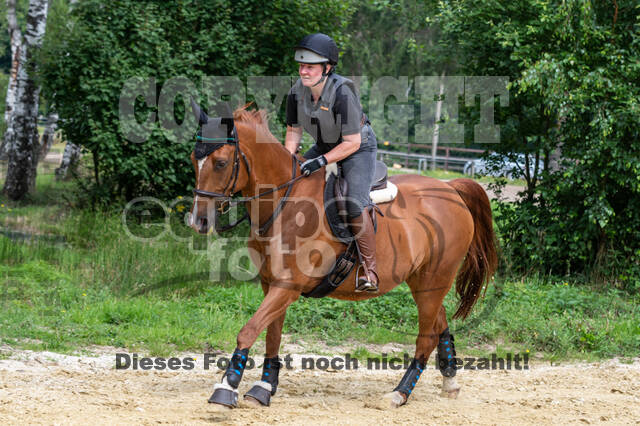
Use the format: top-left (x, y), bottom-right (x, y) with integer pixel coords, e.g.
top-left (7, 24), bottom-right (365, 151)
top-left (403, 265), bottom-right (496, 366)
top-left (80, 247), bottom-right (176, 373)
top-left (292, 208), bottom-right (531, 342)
top-left (232, 103), bottom-right (281, 146)
top-left (233, 103), bottom-right (268, 126)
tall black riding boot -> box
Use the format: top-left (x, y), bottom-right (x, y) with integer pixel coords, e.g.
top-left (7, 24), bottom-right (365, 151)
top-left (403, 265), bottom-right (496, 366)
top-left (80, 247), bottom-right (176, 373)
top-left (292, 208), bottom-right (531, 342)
top-left (349, 207), bottom-right (379, 293)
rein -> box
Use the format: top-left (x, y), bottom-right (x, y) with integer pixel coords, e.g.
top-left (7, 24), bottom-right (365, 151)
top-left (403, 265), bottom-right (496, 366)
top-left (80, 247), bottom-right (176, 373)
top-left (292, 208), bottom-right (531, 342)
top-left (192, 134), bottom-right (306, 235)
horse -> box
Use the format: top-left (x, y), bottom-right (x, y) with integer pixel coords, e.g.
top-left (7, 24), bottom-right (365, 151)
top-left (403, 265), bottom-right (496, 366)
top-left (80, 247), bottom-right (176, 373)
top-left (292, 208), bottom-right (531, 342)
top-left (188, 102), bottom-right (498, 409)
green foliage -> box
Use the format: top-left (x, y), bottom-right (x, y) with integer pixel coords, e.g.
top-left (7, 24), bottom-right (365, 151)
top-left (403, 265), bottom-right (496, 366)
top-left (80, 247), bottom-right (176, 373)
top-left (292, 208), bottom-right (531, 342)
top-left (39, 0), bottom-right (354, 202)
top-left (340, 0), bottom-right (442, 79)
top-left (428, 0), bottom-right (640, 287)
top-left (495, 0), bottom-right (640, 288)
top-left (454, 277), bottom-right (640, 359)
top-left (430, 0), bottom-right (561, 196)
top-left (4, 0), bottom-right (639, 357)
top-left (338, 0), bottom-right (490, 156)
top-left (2, 240), bottom-right (638, 358)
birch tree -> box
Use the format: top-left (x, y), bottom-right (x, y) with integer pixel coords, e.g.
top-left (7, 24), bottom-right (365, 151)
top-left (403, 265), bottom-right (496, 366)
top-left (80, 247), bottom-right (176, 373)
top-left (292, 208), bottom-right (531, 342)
top-left (2, 0), bottom-right (49, 200)
top-left (0, 0), bottom-right (22, 160)
top-left (38, 111), bottom-right (57, 160)
top-left (54, 137), bottom-right (80, 179)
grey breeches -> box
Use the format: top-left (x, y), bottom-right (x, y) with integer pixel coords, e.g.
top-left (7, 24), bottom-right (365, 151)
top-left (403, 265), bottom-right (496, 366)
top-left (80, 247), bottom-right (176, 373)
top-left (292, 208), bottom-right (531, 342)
top-left (303, 124), bottom-right (378, 218)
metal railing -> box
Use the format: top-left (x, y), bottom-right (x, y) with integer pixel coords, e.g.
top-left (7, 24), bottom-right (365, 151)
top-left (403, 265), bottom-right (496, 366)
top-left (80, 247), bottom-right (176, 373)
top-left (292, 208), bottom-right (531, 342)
top-left (376, 149), bottom-right (472, 172)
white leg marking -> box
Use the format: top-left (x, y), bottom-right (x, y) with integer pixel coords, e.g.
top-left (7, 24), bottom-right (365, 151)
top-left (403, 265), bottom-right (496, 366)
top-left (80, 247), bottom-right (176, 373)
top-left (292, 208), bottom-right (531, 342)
top-left (383, 391), bottom-right (407, 409)
top-left (441, 376), bottom-right (461, 399)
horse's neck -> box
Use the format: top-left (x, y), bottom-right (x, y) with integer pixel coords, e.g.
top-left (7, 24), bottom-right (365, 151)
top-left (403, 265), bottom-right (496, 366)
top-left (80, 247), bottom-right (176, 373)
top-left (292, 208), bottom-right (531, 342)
top-left (240, 136), bottom-right (298, 231)
top-left (241, 139), bottom-right (294, 194)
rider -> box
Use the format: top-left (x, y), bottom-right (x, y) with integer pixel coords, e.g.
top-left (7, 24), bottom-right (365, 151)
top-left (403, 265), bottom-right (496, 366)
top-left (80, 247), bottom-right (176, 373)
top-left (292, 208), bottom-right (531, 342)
top-left (284, 33), bottom-right (379, 293)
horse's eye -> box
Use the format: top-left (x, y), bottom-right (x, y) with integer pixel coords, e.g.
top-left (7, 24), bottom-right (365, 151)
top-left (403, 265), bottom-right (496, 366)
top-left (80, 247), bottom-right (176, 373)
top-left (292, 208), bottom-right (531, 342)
top-left (215, 160), bottom-right (228, 170)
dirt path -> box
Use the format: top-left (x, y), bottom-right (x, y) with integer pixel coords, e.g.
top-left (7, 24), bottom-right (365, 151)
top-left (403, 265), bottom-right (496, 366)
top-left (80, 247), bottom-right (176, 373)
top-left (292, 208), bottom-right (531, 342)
top-left (479, 183), bottom-right (523, 202)
top-left (0, 349), bottom-right (638, 425)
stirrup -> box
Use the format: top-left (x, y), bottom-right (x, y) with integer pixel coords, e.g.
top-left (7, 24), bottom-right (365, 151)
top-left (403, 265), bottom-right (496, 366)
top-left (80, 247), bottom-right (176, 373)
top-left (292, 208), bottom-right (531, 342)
top-left (355, 265), bottom-right (379, 293)
top-left (355, 280), bottom-right (378, 293)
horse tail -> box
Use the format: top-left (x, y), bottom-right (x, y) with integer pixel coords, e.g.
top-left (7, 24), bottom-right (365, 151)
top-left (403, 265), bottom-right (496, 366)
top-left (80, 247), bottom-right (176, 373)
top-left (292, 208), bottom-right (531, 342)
top-left (448, 178), bottom-right (499, 319)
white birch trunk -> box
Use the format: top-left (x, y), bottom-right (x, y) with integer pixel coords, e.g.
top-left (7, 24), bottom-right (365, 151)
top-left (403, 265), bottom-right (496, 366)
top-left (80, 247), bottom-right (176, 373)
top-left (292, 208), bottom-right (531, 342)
top-left (2, 0), bottom-right (49, 200)
top-left (0, 0), bottom-right (22, 160)
top-left (39, 112), bottom-right (58, 161)
top-left (55, 141), bottom-right (80, 180)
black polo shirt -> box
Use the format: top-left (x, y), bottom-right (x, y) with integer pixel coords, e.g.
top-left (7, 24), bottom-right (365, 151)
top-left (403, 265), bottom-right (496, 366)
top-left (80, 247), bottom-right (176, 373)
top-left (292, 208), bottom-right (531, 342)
top-left (286, 73), bottom-right (364, 155)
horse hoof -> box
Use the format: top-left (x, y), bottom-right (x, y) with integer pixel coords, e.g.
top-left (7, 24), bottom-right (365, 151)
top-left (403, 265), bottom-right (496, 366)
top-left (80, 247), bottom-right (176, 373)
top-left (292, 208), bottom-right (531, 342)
top-left (441, 388), bottom-right (460, 399)
top-left (383, 391), bottom-right (407, 408)
top-left (243, 381), bottom-right (272, 407)
top-left (243, 395), bottom-right (264, 407)
top-left (208, 384), bottom-right (238, 409)
top-left (441, 377), bottom-right (461, 399)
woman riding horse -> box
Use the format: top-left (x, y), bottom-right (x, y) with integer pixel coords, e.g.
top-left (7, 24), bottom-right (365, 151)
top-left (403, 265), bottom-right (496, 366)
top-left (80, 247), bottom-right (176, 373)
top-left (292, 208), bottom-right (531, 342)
top-left (285, 33), bottom-right (379, 293)
top-left (189, 35), bottom-right (498, 411)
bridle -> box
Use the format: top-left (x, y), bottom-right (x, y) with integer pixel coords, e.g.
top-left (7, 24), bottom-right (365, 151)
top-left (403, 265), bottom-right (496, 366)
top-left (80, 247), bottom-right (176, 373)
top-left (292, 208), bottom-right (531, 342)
top-left (192, 127), bottom-right (248, 200)
top-left (192, 127), bottom-right (307, 235)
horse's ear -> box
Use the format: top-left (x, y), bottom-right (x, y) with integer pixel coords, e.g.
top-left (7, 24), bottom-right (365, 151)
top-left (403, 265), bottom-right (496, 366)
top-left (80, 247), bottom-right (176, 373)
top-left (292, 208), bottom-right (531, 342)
top-left (190, 97), bottom-right (208, 125)
top-left (222, 102), bottom-right (233, 120)
top-left (207, 101), bottom-right (234, 121)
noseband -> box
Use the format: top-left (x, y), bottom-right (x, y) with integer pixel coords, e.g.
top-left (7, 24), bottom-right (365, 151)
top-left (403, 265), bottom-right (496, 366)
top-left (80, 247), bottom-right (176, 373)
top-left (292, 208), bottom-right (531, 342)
top-left (192, 129), bottom-right (305, 235)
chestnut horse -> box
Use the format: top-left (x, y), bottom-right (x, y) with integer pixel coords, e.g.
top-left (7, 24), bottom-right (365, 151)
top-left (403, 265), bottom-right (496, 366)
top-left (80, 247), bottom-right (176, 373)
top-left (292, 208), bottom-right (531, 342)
top-left (189, 104), bottom-right (498, 409)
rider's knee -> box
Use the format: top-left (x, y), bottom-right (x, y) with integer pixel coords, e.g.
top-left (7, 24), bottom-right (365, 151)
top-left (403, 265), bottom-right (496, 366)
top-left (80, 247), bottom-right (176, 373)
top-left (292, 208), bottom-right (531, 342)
top-left (346, 199), bottom-right (366, 218)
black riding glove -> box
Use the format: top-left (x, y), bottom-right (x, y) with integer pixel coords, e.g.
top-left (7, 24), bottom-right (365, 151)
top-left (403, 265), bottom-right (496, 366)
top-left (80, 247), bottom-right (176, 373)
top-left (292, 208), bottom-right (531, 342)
top-left (300, 155), bottom-right (328, 176)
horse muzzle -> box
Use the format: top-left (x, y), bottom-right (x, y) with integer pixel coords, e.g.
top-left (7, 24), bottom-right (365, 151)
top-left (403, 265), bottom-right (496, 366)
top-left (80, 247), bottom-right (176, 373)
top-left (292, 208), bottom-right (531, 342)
top-left (189, 199), bottom-right (218, 235)
top-left (194, 215), bottom-right (212, 234)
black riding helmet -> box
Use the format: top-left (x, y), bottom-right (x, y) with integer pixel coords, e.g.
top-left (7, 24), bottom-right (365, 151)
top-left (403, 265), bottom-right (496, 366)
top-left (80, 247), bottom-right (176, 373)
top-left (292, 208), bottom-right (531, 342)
top-left (294, 33), bottom-right (339, 65)
top-left (294, 33), bottom-right (339, 87)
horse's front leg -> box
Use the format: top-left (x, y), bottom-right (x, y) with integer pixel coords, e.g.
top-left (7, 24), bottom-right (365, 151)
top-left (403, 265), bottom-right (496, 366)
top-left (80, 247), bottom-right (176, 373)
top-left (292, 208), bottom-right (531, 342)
top-left (208, 283), bottom-right (299, 409)
top-left (243, 309), bottom-right (286, 407)
top-left (243, 282), bottom-right (287, 407)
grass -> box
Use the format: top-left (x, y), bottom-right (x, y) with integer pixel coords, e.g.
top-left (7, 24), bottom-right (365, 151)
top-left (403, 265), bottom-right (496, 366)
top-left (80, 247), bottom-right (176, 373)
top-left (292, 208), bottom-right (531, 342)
top-left (0, 167), bottom-right (637, 361)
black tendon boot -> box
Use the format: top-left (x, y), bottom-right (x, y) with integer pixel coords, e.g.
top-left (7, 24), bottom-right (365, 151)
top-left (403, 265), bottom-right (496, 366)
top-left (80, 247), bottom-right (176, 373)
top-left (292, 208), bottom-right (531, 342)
top-left (393, 358), bottom-right (426, 401)
top-left (208, 348), bottom-right (249, 408)
top-left (436, 328), bottom-right (458, 377)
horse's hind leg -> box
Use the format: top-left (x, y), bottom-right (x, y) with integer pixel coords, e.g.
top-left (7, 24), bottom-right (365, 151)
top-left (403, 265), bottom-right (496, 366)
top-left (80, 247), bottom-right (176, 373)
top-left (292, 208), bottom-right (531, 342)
top-left (384, 272), bottom-right (459, 408)
top-left (433, 306), bottom-right (461, 398)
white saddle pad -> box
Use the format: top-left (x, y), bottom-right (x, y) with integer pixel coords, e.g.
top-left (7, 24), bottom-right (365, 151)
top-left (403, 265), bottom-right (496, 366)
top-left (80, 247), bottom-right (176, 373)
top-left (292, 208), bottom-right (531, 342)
top-left (325, 163), bottom-right (397, 204)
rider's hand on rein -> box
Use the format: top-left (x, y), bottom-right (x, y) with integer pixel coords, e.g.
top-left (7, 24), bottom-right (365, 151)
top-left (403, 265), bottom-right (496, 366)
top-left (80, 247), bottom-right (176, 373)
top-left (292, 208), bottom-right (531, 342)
top-left (300, 155), bottom-right (328, 176)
